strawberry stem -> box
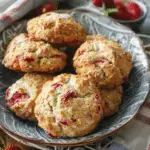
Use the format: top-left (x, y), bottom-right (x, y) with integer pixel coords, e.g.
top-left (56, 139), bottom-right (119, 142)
top-left (104, 8), bottom-right (118, 17)
top-left (104, 10), bottom-right (109, 17)
top-left (104, 8), bottom-right (118, 16)
top-left (107, 8), bottom-right (118, 14)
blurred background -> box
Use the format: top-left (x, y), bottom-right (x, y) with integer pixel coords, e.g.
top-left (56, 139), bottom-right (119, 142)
top-left (0, 0), bottom-right (149, 34)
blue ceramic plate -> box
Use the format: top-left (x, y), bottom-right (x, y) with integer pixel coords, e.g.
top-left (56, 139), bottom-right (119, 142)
top-left (0, 9), bottom-right (149, 146)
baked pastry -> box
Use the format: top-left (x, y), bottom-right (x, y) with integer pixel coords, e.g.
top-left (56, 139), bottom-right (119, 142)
top-left (34, 74), bottom-right (103, 137)
top-left (27, 12), bottom-right (87, 46)
top-left (100, 86), bottom-right (123, 117)
top-left (73, 35), bottom-right (132, 88)
top-left (2, 33), bottom-right (67, 73)
top-left (5, 73), bottom-right (53, 120)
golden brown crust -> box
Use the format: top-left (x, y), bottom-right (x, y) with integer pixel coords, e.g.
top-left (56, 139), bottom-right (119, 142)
top-left (5, 73), bottom-right (53, 120)
top-left (2, 33), bottom-right (67, 73)
top-left (35, 74), bottom-right (103, 137)
top-left (27, 12), bottom-right (88, 46)
top-left (73, 35), bottom-right (133, 88)
top-left (100, 86), bottom-right (123, 117)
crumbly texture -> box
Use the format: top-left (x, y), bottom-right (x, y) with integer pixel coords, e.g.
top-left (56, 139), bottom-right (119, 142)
top-left (100, 86), bottom-right (123, 117)
top-left (73, 35), bottom-right (133, 88)
top-left (27, 12), bottom-right (87, 46)
top-left (2, 33), bottom-right (67, 73)
top-left (5, 73), bottom-right (53, 120)
top-left (34, 74), bottom-right (103, 137)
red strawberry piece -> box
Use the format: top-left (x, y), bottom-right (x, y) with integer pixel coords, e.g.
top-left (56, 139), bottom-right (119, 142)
top-left (103, 0), bottom-right (114, 8)
top-left (114, 0), bottom-right (125, 11)
top-left (126, 2), bottom-right (142, 20)
top-left (111, 11), bottom-right (131, 20)
top-left (24, 57), bottom-right (34, 62)
top-left (41, 3), bottom-right (55, 13)
top-left (45, 131), bottom-right (56, 138)
top-left (6, 92), bottom-right (30, 106)
top-left (10, 92), bottom-right (22, 104)
top-left (94, 58), bottom-right (108, 64)
top-left (5, 145), bottom-right (21, 150)
top-left (92, 0), bottom-right (103, 7)
top-left (51, 83), bottom-right (63, 88)
top-left (62, 91), bottom-right (77, 102)
top-left (34, 3), bottom-right (55, 16)
top-left (59, 120), bottom-right (72, 126)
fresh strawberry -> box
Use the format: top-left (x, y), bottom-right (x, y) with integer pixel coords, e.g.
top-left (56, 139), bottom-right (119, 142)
top-left (41, 3), bottom-right (55, 13)
top-left (111, 11), bottom-right (131, 20)
top-left (110, 1), bottom-right (142, 20)
top-left (114, 0), bottom-right (125, 11)
top-left (5, 145), bottom-right (21, 150)
top-left (126, 2), bottom-right (142, 20)
top-left (35, 3), bottom-right (55, 15)
top-left (92, 0), bottom-right (103, 7)
top-left (103, 0), bottom-right (114, 8)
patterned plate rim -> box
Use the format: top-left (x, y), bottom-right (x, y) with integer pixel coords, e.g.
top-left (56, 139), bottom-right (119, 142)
top-left (0, 109), bottom-right (140, 147)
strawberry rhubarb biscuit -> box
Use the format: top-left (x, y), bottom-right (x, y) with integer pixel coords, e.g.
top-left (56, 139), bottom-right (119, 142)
top-left (2, 33), bottom-right (67, 73)
top-left (100, 86), bottom-right (123, 117)
top-left (34, 74), bottom-right (103, 137)
top-left (5, 73), bottom-right (53, 120)
top-left (73, 35), bottom-right (132, 88)
top-left (27, 12), bottom-right (87, 46)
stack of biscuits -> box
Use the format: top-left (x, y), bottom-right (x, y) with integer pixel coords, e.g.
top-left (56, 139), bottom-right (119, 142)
top-left (3, 12), bottom-right (132, 137)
